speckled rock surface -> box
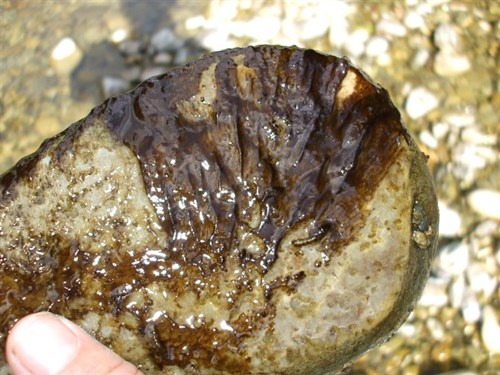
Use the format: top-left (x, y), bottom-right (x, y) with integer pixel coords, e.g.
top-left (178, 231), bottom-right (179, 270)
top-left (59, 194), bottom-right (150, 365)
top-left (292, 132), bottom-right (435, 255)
top-left (0, 46), bottom-right (437, 374)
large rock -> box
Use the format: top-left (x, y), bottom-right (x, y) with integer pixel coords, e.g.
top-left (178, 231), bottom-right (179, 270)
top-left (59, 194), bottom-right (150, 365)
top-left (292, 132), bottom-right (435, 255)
top-left (0, 46), bottom-right (438, 374)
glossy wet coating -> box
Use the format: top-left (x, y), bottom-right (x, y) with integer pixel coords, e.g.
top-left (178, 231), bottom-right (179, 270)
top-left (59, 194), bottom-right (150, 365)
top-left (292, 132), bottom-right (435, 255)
top-left (0, 46), bottom-right (426, 374)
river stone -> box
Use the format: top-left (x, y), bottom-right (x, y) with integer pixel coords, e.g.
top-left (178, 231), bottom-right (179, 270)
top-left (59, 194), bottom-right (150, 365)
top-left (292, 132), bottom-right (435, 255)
top-left (0, 46), bottom-right (438, 374)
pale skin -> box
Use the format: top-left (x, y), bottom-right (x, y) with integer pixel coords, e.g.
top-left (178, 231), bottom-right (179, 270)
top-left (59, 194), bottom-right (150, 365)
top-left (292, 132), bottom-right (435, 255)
top-left (6, 312), bottom-right (142, 375)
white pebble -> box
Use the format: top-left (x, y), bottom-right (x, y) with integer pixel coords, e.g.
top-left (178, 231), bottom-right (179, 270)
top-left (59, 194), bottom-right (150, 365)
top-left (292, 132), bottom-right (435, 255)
top-left (461, 291), bottom-right (481, 323)
top-left (376, 53), bottom-right (392, 67)
top-left (365, 36), bottom-right (389, 57)
top-left (426, 317), bottom-right (445, 341)
top-left (419, 277), bottom-right (449, 307)
top-left (405, 87), bottom-right (439, 119)
top-left (404, 11), bottom-right (425, 29)
top-left (474, 220), bottom-right (498, 237)
top-left (461, 127), bottom-right (497, 146)
top-left (412, 48), bottom-right (430, 68)
top-left (185, 15), bottom-right (206, 30)
top-left (452, 144), bottom-right (496, 186)
top-left (467, 189), bottom-right (500, 220)
top-left (467, 262), bottom-right (497, 300)
top-left (438, 201), bottom-right (462, 237)
top-left (482, 306), bottom-right (500, 354)
top-left (300, 14), bottom-right (329, 41)
top-left (432, 121), bottom-right (450, 140)
top-left (154, 52), bottom-right (173, 65)
top-left (110, 28), bottom-right (129, 44)
top-left (437, 241), bottom-right (469, 276)
top-left (52, 37), bottom-right (78, 60)
top-left (50, 37), bottom-right (82, 74)
top-left (479, 20), bottom-right (492, 33)
top-left (344, 28), bottom-right (370, 58)
top-left (150, 28), bottom-right (182, 52)
top-left (398, 322), bottom-right (416, 337)
top-left (238, 17), bottom-right (281, 42)
top-left (434, 23), bottom-right (460, 52)
top-left (434, 51), bottom-right (471, 77)
top-left (419, 130), bottom-right (438, 149)
top-left (449, 274), bottom-right (465, 308)
top-left (199, 29), bottom-right (234, 51)
top-left (377, 18), bottom-right (407, 37)
top-left (444, 112), bottom-right (475, 128)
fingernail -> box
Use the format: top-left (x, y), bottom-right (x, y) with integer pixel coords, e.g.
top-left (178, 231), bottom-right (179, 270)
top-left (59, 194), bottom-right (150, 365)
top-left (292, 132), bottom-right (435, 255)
top-left (10, 313), bottom-right (79, 375)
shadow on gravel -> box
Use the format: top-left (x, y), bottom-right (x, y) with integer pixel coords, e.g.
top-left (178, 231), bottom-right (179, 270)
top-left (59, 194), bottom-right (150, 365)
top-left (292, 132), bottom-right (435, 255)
top-left (69, 0), bottom-right (207, 103)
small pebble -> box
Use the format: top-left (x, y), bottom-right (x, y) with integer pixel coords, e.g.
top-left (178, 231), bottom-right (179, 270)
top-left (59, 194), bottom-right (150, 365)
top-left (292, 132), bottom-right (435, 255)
top-left (239, 17), bottom-right (281, 42)
top-left (449, 274), bottom-right (465, 308)
top-left (377, 18), bottom-right (407, 37)
top-left (344, 28), bottom-right (370, 58)
top-left (110, 28), bottom-right (129, 44)
top-left (434, 51), bottom-right (471, 77)
top-left (432, 121), bottom-right (450, 140)
top-left (411, 48), bottom-right (430, 69)
top-left (444, 112), bottom-right (475, 128)
top-left (200, 29), bottom-right (233, 51)
top-left (404, 11), bottom-right (425, 30)
top-left (365, 36), bottom-right (389, 57)
top-left (461, 291), bottom-right (481, 323)
top-left (438, 201), bottom-right (462, 237)
top-left (481, 306), bottom-right (500, 354)
top-left (398, 322), bottom-right (416, 337)
top-left (419, 277), bottom-right (449, 307)
top-left (185, 15), bottom-right (206, 30)
top-left (426, 317), bottom-right (445, 341)
top-left (50, 37), bottom-right (82, 74)
top-left (467, 189), bottom-right (500, 220)
top-left (376, 53), bottom-right (391, 66)
top-left (474, 220), bottom-right (498, 237)
top-left (51, 37), bottom-right (78, 60)
top-left (419, 130), bottom-right (438, 149)
top-left (154, 52), bottom-right (173, 65)
top-left (150, 28), bottom-right (183, 52)
top-left (433, 23), bottom-right (460, 52)
top-left (405, 87), bottom-right (439, 119)
top-left (437, 241), bottom-right (469, 276)
top-left (101, 76), bottom-right (129, 98)
top-left (466, 262), bottom-right (497, 300)
top-left (452, 144), bottom-right (495, 186)
top-left (461, 127), bottom-right (497, 146)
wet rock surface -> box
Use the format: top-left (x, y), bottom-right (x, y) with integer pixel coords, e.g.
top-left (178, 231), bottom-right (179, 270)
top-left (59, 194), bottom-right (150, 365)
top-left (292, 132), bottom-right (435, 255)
top-left (1, 1), bottom-right (498, 374)
top-left (0, 46), bottom-right (437, 374)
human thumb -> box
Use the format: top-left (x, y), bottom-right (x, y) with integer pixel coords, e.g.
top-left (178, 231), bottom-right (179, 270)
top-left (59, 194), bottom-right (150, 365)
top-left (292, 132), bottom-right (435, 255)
top-left (6, 312), bottom-right (141, 375)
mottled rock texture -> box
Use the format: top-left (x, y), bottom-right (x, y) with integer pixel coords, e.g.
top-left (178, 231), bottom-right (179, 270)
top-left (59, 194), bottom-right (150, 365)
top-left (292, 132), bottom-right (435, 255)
top-left (0, 46), bottom-right (438, 374)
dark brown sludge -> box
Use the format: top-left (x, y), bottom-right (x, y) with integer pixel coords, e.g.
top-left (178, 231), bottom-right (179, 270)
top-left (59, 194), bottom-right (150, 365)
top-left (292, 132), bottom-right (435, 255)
top-left (0, 46), bottom-right (438, 374)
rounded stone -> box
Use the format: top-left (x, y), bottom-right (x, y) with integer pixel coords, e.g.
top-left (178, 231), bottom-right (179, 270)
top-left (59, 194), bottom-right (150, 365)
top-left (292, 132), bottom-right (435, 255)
top-left (0, 46), bottom-right (438, 374)
top-left (50, 37), bottom-right (83, 75)
top-left (405, 87), bottom-right (439, 119)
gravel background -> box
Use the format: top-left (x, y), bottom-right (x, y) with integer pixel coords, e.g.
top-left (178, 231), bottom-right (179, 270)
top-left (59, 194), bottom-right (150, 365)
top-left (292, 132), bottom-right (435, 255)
top-left (1, 1), bottom-right (498, 374)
